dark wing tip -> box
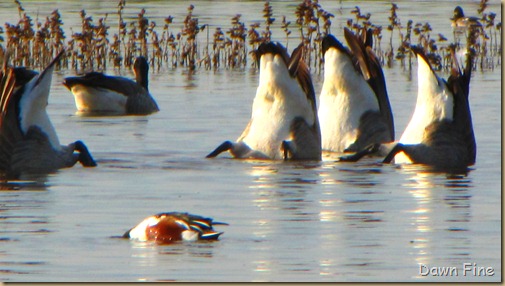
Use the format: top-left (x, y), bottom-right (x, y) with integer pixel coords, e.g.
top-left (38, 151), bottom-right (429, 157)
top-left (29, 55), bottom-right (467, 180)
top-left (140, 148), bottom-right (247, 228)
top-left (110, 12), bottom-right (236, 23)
top-left (63, 72), bottom-right (108, 89)
top-left (256, 42), bottom-right (286, 56)
top-left (212, 221), bottom-right (229, 226)
top-left (321, 34), bottom-right (347, 56)
top-left (255, 42), bottom-right (289, 67)
top-left (411, 45), bottom-right (436, 74)
top-left (36, 49), bottom-right (66, 85)
top-left (122, 229), bottom-right (132, 238)
top-left (200, 231), bottom-right (224, 240)
top-left (12, 68), bottom-right (38, 87)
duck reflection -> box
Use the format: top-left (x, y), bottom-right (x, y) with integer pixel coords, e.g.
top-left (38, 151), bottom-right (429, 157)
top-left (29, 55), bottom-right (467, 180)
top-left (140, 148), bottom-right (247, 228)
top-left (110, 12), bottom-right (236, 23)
top-left (403, 169), bottom-right (472, 279)
top-left (248, 161), bottom-right (321, 215)
top-left (247, 161), bottom-right (325, 278)
top-left (0, 173), bottom-right (49, 191)
top-left (127, 239), bottom-right (219, 281)
top-left (248, 159), bottom-right (391, 279)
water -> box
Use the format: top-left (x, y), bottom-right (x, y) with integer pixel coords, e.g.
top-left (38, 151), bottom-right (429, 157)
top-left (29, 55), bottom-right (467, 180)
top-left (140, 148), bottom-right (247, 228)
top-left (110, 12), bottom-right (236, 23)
top-left (0, 0), bottom-right (501, 282)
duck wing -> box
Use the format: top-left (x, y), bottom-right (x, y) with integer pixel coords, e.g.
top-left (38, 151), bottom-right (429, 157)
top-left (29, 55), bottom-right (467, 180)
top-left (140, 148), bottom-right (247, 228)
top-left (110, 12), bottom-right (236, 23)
top-left (0, 66), bottom-right (24, 172)
top-left (290, 45), bottom-right (321, 135)
top-left (64, 72), bottom-right (145, 97)
top-left (288, 43), bottom-right (317, 113)
top-left (284, 44), bottom-right (322, 159)
top-left (156, 212), bottom-right (228, 240)
top-left (344, 27), bottom-right (395, 141)
top-left (447, 47), bottom-right (475, 165)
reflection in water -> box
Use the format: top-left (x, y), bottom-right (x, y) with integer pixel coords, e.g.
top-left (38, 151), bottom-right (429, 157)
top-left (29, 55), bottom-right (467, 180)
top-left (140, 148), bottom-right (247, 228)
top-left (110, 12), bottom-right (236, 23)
top-left (248, 161), bottom-right (321, 214)
top-left (320, 158), bottom-right (383, 188)
top-left (246, 159), bottom-right (391, 280)
top-left (247, 161), bottom-right (322, 279)
top-left (403, 169), bottom-right (473, 280)
top-left (127, 240), bottom-right (219, 282)
top-left (0, 176), bottom-right (50, 278)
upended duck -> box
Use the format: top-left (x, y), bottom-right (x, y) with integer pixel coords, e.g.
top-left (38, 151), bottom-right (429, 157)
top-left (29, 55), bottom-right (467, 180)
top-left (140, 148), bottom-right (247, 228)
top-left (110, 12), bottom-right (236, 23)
top-left (123, 212), bottom-right (228, 244)
top-left (342, 45), bottom-right (476, 172)
top-left (206, 42), bottom-right (321, 160)
top-left (318, 28), bottom-right (394, 154)
top-left (0, 50), bottom-right (96, 178)
top-left (63, 56), bottom-right (159, 115)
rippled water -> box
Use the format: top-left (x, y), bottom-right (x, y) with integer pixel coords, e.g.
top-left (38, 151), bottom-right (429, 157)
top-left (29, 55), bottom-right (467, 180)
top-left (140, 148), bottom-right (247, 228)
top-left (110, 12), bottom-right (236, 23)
top-left (0, 0), bottom-right (501, 282)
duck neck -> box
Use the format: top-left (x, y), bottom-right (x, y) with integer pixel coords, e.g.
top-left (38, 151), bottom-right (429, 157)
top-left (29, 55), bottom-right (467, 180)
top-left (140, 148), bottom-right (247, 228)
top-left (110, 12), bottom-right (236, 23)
top-left (136, 71), bottom-right (149, 91)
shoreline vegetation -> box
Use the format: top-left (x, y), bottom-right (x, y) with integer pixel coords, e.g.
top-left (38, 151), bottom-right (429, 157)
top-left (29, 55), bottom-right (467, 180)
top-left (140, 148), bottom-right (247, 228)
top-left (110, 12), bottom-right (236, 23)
top-left (0, 0), bottom-right (501, 73)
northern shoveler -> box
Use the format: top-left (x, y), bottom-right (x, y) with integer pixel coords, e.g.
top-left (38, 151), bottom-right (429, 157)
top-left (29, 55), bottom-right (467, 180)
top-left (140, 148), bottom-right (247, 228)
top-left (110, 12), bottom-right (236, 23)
top-left (0, 50), bottom-right (97, 178)
top-left (63, 56), bottom-right (159, 115)
top-left (206, 42), bottom-right (321, 160)
top-left (123, 212), bottom-right (228, 244)
top-left (318, 28), bottom-right (394, 154)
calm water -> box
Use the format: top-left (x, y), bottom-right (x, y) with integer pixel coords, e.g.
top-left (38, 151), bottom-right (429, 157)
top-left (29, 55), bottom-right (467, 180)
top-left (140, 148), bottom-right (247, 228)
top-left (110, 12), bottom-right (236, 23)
top-left (0, 0), bottom-right (501, 282)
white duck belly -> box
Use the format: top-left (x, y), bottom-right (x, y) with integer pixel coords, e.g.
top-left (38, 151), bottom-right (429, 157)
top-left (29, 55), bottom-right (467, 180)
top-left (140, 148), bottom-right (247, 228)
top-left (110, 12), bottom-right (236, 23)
top-left (318, 48), bottom-right (379, 152)
top-left (395, 54), bottom-right (454, 164)
top-left (19, 70), bottom-right (61, 150)
top-left (241, 54), bottom-right (314, 159)
top-left (70, 85), bottom-right (128, 114)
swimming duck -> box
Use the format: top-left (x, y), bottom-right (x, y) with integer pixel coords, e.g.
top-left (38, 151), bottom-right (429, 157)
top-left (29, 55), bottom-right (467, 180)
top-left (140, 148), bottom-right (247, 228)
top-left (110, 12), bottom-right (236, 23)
top-left (123, 212), bottom-right (228, 244)
top-left (383, 45), bottom-right (475, 171)
top-left (451, 6), bottom-right (483, 30)
top-left (206, 42), bottom-right (321, 160)
top-left (0, 50), bottom-right (97, 178)
top-left (318, 28), bottom-right (394, 153)
top-left (62, 56), bottom-right (159, 115)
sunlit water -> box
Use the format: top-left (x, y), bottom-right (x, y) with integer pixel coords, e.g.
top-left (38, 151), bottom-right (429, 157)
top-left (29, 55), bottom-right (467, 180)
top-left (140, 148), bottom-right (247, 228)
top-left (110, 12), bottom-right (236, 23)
top-left (0, 0), bottom-right (501, 282)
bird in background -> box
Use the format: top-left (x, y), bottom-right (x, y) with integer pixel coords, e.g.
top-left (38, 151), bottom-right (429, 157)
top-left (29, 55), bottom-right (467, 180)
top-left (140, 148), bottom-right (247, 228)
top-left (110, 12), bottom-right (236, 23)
top-left (63, 56), bottom-right (159, 116)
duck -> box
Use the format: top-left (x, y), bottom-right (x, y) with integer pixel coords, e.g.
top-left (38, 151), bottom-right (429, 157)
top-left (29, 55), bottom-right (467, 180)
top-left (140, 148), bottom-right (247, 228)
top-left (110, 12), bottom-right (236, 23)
top-left (62, 56), bottom-right (159, 115)
top-left (318, 28), bottom-right (394, 154)
top-left (123, 212), bottom-right (228, 244)
top-left (451, 6), bottom-right (483, 30)
top-left (383, 45), bottom-right (475, 171)
top-left (0, 50), bottom-right (97, 178)
top-left (206, 42), bottom-right (321, 160)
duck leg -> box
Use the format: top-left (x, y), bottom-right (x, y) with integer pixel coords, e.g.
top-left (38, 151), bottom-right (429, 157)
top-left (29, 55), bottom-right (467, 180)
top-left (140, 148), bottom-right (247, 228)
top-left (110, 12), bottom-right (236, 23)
top-left (281, 141), bottom-right (291, 161)
top-left (74, 140), bottom-right (97, 167)
top-left (206, 141), bottom-right (233, 158)
top-left (382, 143), bottom-right (405, 163)
top-left (339, 143), bottom-right (381, 162)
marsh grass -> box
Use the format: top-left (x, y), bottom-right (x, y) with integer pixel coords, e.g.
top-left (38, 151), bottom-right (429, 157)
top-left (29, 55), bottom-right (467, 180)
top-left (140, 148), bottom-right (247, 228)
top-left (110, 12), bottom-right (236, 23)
top-left (0, 0), bottom-right (500, 73)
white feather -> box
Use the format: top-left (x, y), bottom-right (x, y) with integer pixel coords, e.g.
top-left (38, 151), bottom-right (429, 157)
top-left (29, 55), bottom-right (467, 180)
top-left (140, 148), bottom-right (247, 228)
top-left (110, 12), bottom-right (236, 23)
top-left (181, 230), bottom-right (199, 241)
top-left (240, 53), bottom-right (314, 159)
top-left (70, 85), bottom-right (128, 114)
top-left (395, 54), bottom-right (454, 163)
top-left (19, 67), bottom-right (60, 149)
top-left (318, 48), bottom-right (379, 152)
top-left (128, 216), bottom-right (160, 241)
